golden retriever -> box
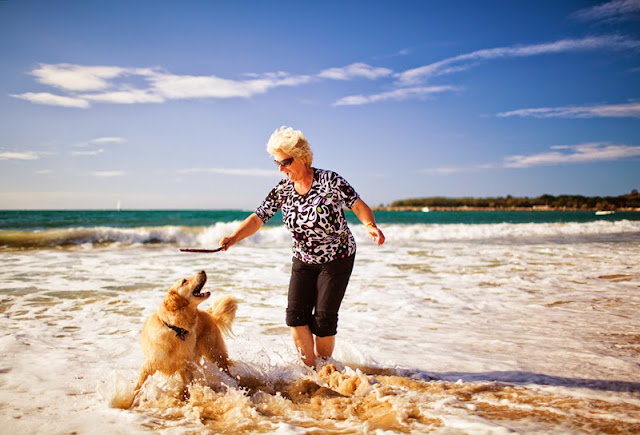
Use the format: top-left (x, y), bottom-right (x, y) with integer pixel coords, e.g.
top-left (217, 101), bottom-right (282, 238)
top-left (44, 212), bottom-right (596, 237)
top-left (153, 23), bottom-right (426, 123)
top-left (133, 270), bottom-right (237, 403)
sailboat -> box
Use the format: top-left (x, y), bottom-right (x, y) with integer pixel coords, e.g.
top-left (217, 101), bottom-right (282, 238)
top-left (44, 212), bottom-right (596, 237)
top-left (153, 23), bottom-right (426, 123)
top-left (116, 200), bottom-right (122, 211)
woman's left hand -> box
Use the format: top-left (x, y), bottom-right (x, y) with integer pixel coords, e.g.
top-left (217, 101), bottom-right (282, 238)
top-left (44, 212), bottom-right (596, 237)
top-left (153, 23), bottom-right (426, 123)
top-left (366, 223), bottom-right (385, 246)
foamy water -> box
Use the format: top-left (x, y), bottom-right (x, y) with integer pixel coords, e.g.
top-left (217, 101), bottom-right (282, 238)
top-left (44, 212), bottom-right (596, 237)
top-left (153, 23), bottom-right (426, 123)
top-left (1, 221), bottom-right (639, 433)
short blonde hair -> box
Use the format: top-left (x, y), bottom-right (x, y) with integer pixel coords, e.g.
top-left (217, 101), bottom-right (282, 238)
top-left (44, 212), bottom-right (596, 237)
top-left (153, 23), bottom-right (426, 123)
top-left (266, 126), bottom-right (313, 168)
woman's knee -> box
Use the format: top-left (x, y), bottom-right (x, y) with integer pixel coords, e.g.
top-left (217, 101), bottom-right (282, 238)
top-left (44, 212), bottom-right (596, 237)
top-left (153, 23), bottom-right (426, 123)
top-left (311, 311), bottom-right (338, 337)
top-left (286, 308), bottom-right (313, 327)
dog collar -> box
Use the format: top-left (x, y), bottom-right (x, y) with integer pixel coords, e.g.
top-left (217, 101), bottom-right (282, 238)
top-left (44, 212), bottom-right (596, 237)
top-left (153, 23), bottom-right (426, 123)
top-left (162, 320), bottom-right (189, 341)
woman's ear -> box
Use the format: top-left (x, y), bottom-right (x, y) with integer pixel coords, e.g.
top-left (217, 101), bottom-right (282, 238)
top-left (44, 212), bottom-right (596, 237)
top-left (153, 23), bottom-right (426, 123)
top-left (164, 289), bottom-right (189, 311)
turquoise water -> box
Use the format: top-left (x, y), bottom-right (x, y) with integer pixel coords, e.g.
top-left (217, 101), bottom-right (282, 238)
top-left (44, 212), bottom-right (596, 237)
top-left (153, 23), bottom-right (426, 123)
top-left (1, 209), bottom-right (638, 231)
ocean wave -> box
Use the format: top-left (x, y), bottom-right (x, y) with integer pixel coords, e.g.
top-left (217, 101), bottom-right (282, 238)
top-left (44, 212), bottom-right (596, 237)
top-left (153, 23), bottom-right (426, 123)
top-left (375, 219), bottom-right (640, 243)
top-left (1, 220), bottom-right (639, 249)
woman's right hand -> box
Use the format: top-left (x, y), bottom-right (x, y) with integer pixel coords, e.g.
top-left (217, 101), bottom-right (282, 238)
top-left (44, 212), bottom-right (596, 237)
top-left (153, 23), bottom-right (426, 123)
top-left (218, 213), bottom-right (264, 252)
top-left (219, 236), bottom-right (236, 251)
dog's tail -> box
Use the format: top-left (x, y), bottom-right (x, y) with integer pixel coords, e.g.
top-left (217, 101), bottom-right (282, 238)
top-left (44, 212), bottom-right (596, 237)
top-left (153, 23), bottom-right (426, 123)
top-left (207, 295), bottom-right (237, 337)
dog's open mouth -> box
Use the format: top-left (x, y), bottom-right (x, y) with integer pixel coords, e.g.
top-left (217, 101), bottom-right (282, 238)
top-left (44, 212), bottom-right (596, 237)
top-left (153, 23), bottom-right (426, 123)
top-left (193, 287), bottom-right (211, 298)
top-left (192, 273), bottom-right (211, 298)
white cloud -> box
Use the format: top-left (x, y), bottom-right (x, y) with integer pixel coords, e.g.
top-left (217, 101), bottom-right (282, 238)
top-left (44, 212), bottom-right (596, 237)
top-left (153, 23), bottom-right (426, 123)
top-left (572, 0), bottom-right (640, 22)
top-left (333, 86), bottom-right (458, 106)
top-left (30, 63), bottom-right (128, 91)
top-left (421, 163), bottom-right (496, 175)
top-left (71, 137), bottom-right (127, 148)
top-left (396, 35), bottom-right (640, 85)
top-left (498, 102), bottom-right (640, 119)
top-left (422, 142), bottom-right (640, 174)
top-left (0, 151), bottom-right (40, 160)
top-left (15, 63), bottom-right (316, 107)
top-left (10, 92), bottom-right (90, 108)
top-left (178, 167), bottom-right (277, 177)
top-left (150, 73), bottom-right (263, 99)
top-left (149, 71), bottom-right (312, 100)
top-left (71, 149), bottom-right (104, 156)
top-left (504, 142), bottom-right (640, 168)
top-left (421, 167), bottom-right (469, 175)
top-left (36, 169), bottom-right (53, 174)
top-left (90, 171), bottom-right (125, 178)
top-left (81, 88), bottom-right (165, 104)
top-left (16, 37), bottom-right (637, 110)
top-left (318, 63), bottom-right (393, 80)
top-left (90, 137), bottom-right (126, 145)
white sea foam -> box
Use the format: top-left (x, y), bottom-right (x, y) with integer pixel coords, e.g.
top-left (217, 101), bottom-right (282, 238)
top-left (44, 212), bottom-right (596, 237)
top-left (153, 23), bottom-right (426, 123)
top-left (2, 219), bottom-right (639, 248)
top-left (1, 221), bottom-right (639, 433)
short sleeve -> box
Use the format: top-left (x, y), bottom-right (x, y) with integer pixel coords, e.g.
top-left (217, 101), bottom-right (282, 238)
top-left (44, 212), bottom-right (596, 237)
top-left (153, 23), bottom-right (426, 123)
top-left (255, 183), bottom-right (284, 223)
top-left (334, 173), bottom-right (360, 209)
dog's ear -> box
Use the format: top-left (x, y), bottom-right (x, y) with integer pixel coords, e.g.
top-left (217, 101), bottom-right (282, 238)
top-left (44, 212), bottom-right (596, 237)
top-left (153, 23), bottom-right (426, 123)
top-left (164, 289), bottom-right (189, 311)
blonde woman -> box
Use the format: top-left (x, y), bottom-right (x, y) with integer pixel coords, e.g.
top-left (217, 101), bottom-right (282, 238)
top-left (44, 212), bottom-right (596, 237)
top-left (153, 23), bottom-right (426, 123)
top-left (220, 126), bottom-right (385, 368)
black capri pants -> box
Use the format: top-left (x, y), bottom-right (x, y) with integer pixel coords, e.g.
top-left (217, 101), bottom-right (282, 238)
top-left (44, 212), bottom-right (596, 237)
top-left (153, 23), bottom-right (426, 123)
top-left (286, 254), bottom-right (355, 337)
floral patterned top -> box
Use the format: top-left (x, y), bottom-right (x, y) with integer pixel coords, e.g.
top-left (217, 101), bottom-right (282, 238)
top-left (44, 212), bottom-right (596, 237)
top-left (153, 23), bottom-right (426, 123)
top-left (255, 168), bottom-right (360, 264)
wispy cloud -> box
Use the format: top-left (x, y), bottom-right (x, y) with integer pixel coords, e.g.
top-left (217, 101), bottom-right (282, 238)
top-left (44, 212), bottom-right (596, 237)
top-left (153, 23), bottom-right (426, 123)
top-left (69, 137), bottom-right (124, 157)
top-left (497, 101), bottom-right (640, 119)
top-left (317, 63), bottom-right (393, 80)
top-left (81, 88), bottom-right (165, 104)
top-left (71, 149), bottom-right (104, 156)
top-left (10, 92), bottom-right (90, 108)
top-left (12, 34), bottom-right (639, 109)
top-left (90, 171), bottom-right (125, 178)
top-left (0, 150), bottom-right (40, 160)
top-left (90, 137), bottom-right (126, 145)
top-left (396, 35), bottom-right (640, 85)
top-left (422, 142), bottom-right (640, 173)
top-left (572, 0), bottom-right (640, 23)
top-left (421, 166), bottom-right (473, 175)
top-left (504, 142), bottom-right (640, 168)
top-left (29, 63), bottom-right (131, 91)
top-left (72, 137), bottom-right (126, 148)
top-left (333, 86), bottom-right (458, 106)
top-left (335, 35), bottom-right (639, 106)
top-left (147, 71), bottom-right (312, 100)
top-left (177, 167), bottom-right (277, 177)
top-left (11, 64), bottom-right (316, 108)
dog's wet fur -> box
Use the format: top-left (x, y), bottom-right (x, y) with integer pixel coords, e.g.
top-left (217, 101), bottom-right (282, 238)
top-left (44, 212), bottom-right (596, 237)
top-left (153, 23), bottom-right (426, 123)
top-left (132, 270), bottom-right (237, 404)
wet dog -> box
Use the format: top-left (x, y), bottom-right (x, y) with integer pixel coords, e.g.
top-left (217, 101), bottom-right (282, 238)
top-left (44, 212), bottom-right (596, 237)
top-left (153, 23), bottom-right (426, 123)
top-left (133, 270), bottom-right (237, 403)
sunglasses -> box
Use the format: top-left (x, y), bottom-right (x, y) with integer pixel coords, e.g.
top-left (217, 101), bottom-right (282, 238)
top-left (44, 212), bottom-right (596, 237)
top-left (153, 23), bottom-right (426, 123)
top-left (274, 157), bottom-right (294, 167)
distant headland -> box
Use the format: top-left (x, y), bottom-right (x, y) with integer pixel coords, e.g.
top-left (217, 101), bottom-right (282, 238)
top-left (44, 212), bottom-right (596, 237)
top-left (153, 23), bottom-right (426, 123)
top-left (377, 190), bottom-right (640, 212)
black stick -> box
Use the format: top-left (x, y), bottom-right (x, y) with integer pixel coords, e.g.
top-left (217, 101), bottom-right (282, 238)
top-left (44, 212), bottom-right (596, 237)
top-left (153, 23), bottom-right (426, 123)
top-left (179, 247), bottom-right (226, 253)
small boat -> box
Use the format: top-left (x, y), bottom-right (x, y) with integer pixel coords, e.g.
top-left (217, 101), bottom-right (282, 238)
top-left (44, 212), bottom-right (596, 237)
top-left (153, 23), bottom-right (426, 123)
top-left (595, 210), bottom-right (614, 216)
top-left (421, 206), bottom-right (430, 213)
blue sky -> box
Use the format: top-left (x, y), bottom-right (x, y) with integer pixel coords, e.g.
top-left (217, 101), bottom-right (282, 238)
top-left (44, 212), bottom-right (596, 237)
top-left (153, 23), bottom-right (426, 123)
top-left (1, 0), bottom-right (639, 209)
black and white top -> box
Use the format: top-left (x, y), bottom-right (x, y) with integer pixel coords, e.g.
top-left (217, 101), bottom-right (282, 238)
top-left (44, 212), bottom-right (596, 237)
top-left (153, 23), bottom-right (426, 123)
top-left (255, 168), bottom-right (360, 264)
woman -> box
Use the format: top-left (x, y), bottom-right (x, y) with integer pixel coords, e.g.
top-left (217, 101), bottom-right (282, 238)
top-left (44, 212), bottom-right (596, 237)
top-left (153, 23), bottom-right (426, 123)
top-left (220, 126), bottom-right (385, 368)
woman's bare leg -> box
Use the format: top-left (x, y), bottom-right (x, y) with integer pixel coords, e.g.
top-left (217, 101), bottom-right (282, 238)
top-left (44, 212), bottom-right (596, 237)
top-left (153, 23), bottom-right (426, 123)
top-left (290, 326), bottom-right (316, 367)
top-left (315, 335), bottom-right (335, 360)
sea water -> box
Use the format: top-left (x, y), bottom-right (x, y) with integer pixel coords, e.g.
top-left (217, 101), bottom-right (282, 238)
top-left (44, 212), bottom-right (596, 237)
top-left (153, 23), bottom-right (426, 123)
top-left (1, 210), bottom-right (639, 433)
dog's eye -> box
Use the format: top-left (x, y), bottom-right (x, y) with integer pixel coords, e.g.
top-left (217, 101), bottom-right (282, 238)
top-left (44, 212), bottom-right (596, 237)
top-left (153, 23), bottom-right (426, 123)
top-left (181, 279), bottom-right (187, 285)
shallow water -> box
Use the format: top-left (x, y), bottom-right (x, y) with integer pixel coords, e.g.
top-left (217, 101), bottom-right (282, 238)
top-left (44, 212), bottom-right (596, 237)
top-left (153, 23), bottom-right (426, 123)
top-left (1, 220), bottom-right (639, 433)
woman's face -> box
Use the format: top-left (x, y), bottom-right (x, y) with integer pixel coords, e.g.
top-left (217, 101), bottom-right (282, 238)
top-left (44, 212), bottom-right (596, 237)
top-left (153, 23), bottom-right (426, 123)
top-left (272, 151), bottom-right (307, 182)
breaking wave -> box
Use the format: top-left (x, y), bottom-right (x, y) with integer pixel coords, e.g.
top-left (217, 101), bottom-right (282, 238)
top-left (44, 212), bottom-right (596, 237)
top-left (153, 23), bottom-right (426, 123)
top-left (1, 220), bottom-right (639, 249)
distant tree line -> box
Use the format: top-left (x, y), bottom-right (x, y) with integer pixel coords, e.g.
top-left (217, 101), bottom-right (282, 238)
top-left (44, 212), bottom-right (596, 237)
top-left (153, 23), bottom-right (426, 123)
top-left (390, 190), bottom-right (640, 210)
